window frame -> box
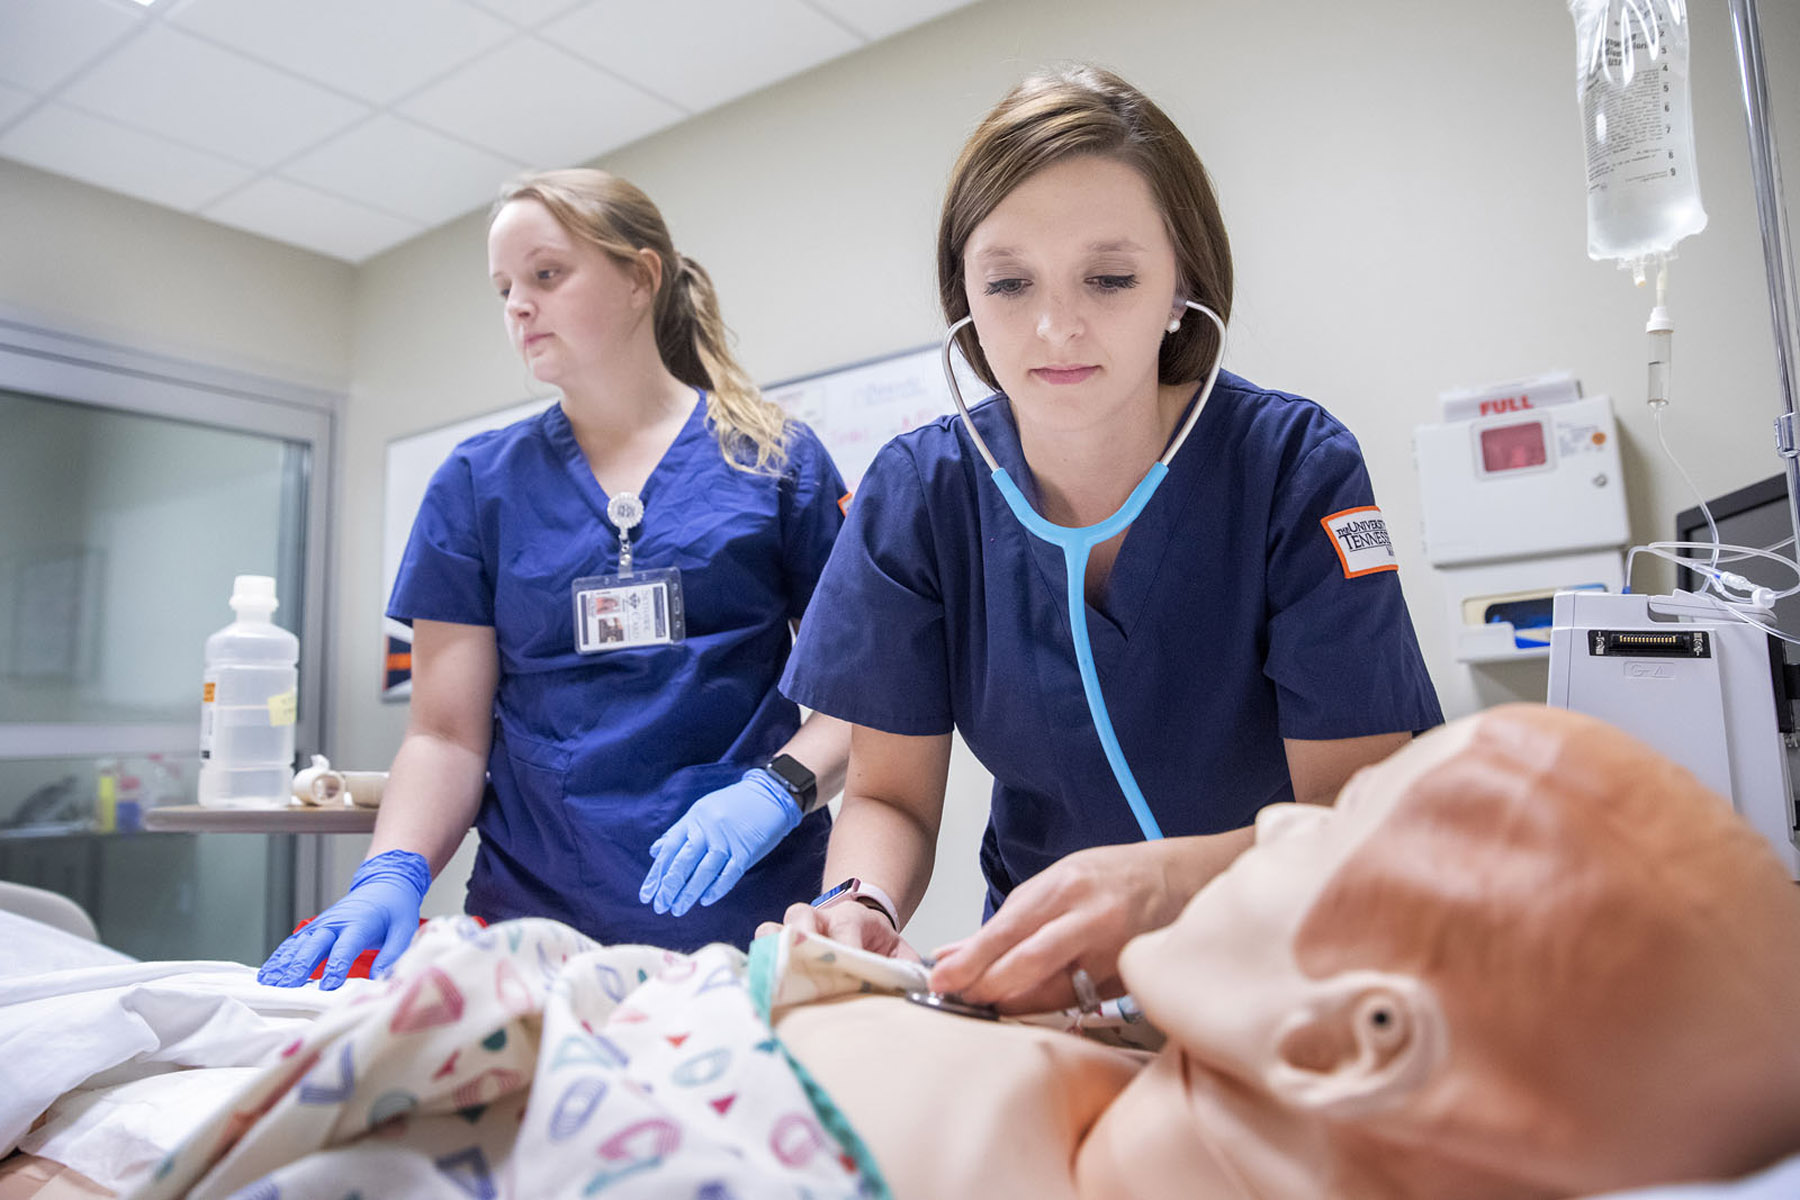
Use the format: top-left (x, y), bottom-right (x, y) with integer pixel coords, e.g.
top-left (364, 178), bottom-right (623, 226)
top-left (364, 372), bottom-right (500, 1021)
top-left (0, 316), bottom-right (336, 767)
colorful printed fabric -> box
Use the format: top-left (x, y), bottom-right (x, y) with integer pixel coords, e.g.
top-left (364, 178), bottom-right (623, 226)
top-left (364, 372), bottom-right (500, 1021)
top-left (126, 917), bottom-right (888, 1200)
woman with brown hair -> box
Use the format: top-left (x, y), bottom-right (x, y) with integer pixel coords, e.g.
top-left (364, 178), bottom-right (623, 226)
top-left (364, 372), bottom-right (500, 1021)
top-left (259, 169), bottom-right (851, 988)
top-left (776, 66), bottom-right (1441, 1010)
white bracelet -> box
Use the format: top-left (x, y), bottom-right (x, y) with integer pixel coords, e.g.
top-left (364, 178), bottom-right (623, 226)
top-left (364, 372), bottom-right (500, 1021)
top-left (848, 880), bottom-right (900, 930)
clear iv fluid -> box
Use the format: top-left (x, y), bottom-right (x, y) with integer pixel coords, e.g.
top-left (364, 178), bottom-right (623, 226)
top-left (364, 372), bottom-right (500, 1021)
top-left (198, 575), bottom-right (299, 808)
top-left (1570, 0), bottom-right (1707, 267)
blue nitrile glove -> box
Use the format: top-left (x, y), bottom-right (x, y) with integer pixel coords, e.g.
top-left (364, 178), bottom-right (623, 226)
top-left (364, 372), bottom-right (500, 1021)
top-left (257, 849), bottom-right (430, 991)
top-left (639, 769), bottom-right (803, 918)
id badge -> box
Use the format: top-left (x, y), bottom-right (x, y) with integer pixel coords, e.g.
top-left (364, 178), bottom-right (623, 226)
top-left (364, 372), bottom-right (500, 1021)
top-left (571, 567), bottom-right (685, 654)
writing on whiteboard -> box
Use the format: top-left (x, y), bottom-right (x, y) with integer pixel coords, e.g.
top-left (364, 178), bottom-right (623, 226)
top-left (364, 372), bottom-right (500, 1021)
top-left (765, 343), bottom-right (987, 488)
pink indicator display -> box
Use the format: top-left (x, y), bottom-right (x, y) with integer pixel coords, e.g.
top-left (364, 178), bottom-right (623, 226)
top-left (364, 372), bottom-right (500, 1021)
top-left (1480, 421), bottom-right (1547, 473)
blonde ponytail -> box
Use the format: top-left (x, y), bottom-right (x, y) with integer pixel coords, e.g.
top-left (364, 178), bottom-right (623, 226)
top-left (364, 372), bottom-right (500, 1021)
top-left (496, 169), bottom-right (791, 473)
top-left (659, 253), bottom-right (791, 472)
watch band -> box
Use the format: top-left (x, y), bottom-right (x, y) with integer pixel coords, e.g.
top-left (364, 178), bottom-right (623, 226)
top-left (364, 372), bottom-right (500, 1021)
top-left (763, 753), bottom-right (819, 814)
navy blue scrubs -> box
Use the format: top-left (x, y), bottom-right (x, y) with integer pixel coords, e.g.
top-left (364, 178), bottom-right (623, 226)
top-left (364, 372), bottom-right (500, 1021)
top-left (781, 370), bottom-right (1442, 916)
top-left (390, 393), bottom-right (846, 950)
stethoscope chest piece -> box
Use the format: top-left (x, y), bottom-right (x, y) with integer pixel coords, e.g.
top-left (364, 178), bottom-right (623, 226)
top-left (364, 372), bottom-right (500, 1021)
top-left (905, 990), bottom-right (1002, 1021)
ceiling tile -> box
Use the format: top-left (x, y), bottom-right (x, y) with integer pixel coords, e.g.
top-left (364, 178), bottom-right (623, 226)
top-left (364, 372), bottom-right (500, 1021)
top-left (58, 24), bottom-right (371, 168)
top-left (0, 101), bottom-right (254, 211)
top-left (0, 81), bottom-right (35, 128)
top-left (0, 0), bottom-right (145, 92)
top-left (545, 0), bottom-right (860, 114)
top-left (202, 176), bottom-right (425, 263)
top-left (461, 0), bottom-right (587, 28)
top-left (400, 37), bottom-right (683, 169)
top-left (803, 0), bottom-right (979, 41)
top-left (281, 114), bottom-right (523, 226)
top-left (167, 0), bottom-right (515, 106)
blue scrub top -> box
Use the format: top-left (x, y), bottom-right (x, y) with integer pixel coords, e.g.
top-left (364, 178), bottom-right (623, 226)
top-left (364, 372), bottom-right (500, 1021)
top-left (782, 370), bottom-right (1442, 915)
top-left (390, 393), bottom-right (846, 950)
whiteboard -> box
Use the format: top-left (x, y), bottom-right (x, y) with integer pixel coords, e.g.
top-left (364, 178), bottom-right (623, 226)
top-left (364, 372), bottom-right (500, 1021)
top-left (379, 395), bottom-right (555, 699)
top-left (763, 341), bottom-right (986, 489)
top-left (378, 343), bottom-right (987, 699)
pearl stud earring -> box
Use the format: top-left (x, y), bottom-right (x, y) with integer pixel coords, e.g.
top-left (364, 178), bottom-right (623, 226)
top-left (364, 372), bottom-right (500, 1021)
top-left (1166, 317), bottom-right (1182, 334)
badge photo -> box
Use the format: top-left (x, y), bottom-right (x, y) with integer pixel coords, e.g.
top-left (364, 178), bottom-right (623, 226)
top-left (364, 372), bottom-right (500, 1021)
top-left (571, 567), bottom-right (686, 654)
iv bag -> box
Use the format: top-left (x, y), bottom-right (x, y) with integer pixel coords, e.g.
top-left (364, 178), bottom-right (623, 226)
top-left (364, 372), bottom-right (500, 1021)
top-left (1569, 0), bottom-right (1708, 271)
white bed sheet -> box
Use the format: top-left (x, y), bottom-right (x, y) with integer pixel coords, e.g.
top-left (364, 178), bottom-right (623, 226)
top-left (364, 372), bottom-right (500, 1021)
top-left (0, 911), bottom-right (133, 980)
top-left (0, 912), bottom-right (366, 1193)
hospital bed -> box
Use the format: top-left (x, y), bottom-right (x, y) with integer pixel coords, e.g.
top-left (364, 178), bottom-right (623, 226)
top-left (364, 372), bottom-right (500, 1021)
top-left (0, 882), bottom-right (99, 943)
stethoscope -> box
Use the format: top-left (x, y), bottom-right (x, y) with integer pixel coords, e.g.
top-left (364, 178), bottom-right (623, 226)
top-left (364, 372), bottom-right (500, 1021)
top-left (940, 299), bottom-right (1227, 842)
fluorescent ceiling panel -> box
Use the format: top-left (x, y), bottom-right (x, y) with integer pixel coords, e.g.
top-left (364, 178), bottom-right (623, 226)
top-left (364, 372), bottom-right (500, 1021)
top-left (400, 36), bottom-right (683, 169)
top-left (461, 0), bottom-right (587, 28)
top-left (167, 0), bottom-right (515, 106)
top-left (0, 0), bottom-right (143, 92)
top-left (0, 101), bottom-right (252, 211)
top-left (58, 24), bottom-right (370, 168)
top-left (806, 0), bottom-right (979, 40)
top-left (281, 114), bottom-right (524, 226)
top-left (204, 176), bottom-right (425, 263)
top-left (545, 0), bottom-right (860, 113)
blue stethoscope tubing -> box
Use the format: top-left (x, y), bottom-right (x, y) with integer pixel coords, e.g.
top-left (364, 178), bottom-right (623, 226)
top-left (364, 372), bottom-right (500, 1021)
top-left (940, 299), bottom-right (1228, 843)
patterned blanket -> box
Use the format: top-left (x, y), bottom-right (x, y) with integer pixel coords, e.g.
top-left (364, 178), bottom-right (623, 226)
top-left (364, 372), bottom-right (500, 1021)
top-left (125, 918), bottom-right (891, 1200)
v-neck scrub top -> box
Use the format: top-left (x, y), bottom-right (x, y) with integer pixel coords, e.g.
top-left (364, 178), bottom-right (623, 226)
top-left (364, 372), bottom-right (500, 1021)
top-left (781, 370), bottom-right (1442, 916)
top-left (389, 394), bottom-right (846, 951)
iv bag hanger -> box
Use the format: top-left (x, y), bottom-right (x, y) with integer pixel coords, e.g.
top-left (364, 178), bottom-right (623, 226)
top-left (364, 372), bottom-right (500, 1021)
top-left (1728, 0), bottom-right (1800, 576)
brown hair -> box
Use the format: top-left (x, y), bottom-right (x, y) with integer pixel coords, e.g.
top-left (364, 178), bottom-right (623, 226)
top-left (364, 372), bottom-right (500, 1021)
top-left (937, 65), bottom-right (1233, 392)
top-left (496, 169), bottom-right (788, 472)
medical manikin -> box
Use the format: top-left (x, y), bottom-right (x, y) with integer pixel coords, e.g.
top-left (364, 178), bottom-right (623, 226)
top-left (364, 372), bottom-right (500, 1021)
top-left (776, 704), bottom-right (1800, 1199)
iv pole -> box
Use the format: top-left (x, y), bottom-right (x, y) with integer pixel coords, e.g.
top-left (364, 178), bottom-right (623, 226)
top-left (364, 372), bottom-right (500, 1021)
top-left (1726, 0), bottom-right (1800, 559)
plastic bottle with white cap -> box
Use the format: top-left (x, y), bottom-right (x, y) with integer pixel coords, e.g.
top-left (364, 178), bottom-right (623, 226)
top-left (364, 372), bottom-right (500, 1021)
top-left (198, 574), bottom-right (299, 808)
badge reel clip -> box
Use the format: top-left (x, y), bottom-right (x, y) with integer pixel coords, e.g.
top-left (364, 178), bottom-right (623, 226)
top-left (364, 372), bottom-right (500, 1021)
top-left (571, 491), bottom-right (686, 655)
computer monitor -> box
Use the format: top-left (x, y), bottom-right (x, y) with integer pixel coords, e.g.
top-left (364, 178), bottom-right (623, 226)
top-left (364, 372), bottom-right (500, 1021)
top-left (1674, 473), bottom-right (1800, 659)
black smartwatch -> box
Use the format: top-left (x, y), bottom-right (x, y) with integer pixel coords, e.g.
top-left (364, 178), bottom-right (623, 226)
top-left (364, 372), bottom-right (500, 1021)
top-left (763, 753), bottom-right (819, 814)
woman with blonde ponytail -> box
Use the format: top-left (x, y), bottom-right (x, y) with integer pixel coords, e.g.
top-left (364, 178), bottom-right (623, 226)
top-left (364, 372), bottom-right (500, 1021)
top-left (258, 169), bottom-right (852, 989)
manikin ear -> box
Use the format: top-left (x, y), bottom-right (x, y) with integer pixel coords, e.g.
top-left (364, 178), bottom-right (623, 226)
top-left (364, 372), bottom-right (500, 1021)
top-left (1263, 971), bottom-right (1447, 1119)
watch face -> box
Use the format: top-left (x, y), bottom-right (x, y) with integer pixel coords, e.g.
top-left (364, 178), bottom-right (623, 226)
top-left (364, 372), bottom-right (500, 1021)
top-left (769, 754), bottom-right (815, 793)
top-left (810, 878), bottom-right (859, 907)
top-left (768, 754), bottom-right (817, 811)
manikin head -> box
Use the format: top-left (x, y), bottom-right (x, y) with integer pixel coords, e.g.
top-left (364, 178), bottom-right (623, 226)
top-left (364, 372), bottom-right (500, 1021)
top-left (1108, 704), bottom-right (1800, 1199)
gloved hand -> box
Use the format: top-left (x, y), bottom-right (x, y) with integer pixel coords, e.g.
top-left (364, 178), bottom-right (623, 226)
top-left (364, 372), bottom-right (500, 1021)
top-left (639, 769), bottom-right (802, 917)
top-left (257, 849), bottom-right (431, 990)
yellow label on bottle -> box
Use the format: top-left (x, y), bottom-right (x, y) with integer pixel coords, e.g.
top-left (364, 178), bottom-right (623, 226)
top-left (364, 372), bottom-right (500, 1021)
top-left (268, 689), bottom-right (298, 726)
top-left (96, 775), bottom-right (117, 834)
top-left (203, 681), bottom-right (215, 703)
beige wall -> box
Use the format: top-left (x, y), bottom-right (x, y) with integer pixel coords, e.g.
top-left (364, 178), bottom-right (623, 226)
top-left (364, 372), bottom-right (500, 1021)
top-left (0, 159), bottom-right (354, 390)
top-left (8, 0), bottom-right (1797, 952)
